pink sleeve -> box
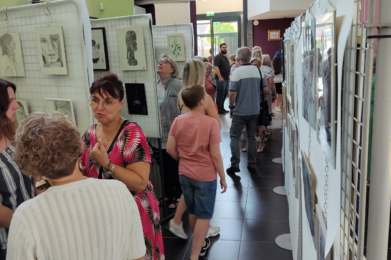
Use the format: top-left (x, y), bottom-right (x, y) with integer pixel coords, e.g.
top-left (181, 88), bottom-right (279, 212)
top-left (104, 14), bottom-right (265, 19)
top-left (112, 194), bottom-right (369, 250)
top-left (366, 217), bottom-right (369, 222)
top-left (209, 119), bottom-right (222, 145)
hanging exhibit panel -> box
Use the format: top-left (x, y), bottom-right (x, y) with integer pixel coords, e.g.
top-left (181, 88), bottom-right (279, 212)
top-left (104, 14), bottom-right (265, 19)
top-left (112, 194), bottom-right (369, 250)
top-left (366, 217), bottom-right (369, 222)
top-left (117, 26), bottom-right (147, 71)
top-left (46, 98), bottom-right (76, 124)
top-left (302, 19), bottom-right (317, 130)
top-left (0, 32), bottom-right (25, 77)
top-left (315, 11), bottom-right (337, 168)
top-left (91, 27), bottom-right (109, 71)
top-left (35, 26), bottom-right (68, 75)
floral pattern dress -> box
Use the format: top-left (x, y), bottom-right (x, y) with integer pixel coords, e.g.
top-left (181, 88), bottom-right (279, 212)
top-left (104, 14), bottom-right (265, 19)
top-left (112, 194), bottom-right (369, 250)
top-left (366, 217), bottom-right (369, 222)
top-left (81, 121), bottom-right (165, 260)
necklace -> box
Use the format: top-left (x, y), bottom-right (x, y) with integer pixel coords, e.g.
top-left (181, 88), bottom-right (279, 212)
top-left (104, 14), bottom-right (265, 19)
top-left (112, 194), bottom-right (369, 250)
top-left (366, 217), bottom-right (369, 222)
top-left (98, 118), bottom-right (122, 145)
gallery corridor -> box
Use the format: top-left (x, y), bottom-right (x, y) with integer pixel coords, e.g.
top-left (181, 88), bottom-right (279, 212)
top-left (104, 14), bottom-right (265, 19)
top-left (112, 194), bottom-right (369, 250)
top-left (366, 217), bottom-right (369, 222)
top-left (162, 111), bottom-right (293, 260)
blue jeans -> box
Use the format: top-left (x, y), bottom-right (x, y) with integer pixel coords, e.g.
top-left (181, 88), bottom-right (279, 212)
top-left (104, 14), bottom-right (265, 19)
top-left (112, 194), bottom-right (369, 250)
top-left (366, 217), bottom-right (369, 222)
top-left (216, 80), bottom-right (229, 111)
top-left (230, 114), bottom-right (259, 168)
top-left (179, 175), bottom-right (217, 219)
top-left (0, 249), bottom-right (6, 260)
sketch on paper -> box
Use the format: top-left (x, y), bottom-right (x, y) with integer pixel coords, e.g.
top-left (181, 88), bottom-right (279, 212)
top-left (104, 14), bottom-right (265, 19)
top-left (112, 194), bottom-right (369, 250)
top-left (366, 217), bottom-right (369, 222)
top-left (116, 27), bottom-right (146, 71)
top-left (15, 100), bottom-right (29, 128)
top-left (91, 28), bottom-right (110, 71)
top-left (302, 151), bottom-right (315, 245)
top-left (46, 98), bottom-right (75, 124)
top-left (167, 34), bottom-right (185, 61)
top-left (35, 27), bottom-right (68, 75)
top-left (125, 83), bottom-right (148, 115)
top-left (0, 33), bottom-right (25, 77)
top-left (315, 11), bottom-right (336, 167)
top-left (302, 19), bottom-right (316, 129)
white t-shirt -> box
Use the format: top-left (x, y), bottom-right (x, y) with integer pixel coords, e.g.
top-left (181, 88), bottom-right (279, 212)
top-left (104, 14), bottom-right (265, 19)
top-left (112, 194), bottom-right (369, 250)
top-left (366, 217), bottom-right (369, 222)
top-left (6, 178), bottom-right (146, 260)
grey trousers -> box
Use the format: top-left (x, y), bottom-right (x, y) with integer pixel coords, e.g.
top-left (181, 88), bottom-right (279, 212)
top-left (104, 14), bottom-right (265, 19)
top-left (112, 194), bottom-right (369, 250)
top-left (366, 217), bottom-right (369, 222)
top-left (229, 114), bottom-right (259, 168)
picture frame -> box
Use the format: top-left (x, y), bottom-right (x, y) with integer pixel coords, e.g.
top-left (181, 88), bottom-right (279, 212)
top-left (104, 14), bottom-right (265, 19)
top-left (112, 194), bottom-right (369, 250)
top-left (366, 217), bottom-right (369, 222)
top-left (45, 98), bottom-right (76, 124)
top-left (167, 34), bottom-right (186, 61)
top-left (15, 100), bottom-right (29, 128)
top-left (91, 27), bottom-right (110, 71)
top-left (268, 30), bottom-right (280, 41)
top-left (35, 26), bottom-right (68, 75)
top-left (116, 27), bottom-right (147, 71)
top-left (125, 83), bottom-right (148, 115)
top-left (0, 32), bottom-right (25, 77)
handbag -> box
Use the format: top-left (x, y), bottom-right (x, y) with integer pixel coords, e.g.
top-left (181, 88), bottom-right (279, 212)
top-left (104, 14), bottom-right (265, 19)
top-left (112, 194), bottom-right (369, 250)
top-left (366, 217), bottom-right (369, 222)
top-left (258, 69), bottom-right (269, 126)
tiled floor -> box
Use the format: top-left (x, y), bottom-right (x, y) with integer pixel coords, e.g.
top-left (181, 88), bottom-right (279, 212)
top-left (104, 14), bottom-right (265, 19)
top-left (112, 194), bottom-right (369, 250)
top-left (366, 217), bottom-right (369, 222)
top-left (162, 109), bottom-right (292, 260)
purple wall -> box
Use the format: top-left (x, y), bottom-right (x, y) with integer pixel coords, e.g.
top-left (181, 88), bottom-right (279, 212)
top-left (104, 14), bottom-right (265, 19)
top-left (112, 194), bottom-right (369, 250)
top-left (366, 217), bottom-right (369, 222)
top-left (253, 18), bottom-right (294, 57)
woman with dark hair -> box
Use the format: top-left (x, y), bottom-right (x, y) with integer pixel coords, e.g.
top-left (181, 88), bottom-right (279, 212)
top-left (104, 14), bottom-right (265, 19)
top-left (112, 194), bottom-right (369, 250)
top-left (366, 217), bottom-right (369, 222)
top-left (80, 73), bottom-right (164, 260)
top-left (7, 112), bottom-right (146, 260)
top-left (0, 79), bottom-right (35, 260)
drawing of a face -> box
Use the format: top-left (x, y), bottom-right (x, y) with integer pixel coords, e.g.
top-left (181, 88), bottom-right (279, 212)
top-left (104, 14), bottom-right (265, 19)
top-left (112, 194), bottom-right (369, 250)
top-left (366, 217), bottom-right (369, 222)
top-left (0, 34), bottom-right (15, 57)
top-left (40, 34), bottom-right (62, 67)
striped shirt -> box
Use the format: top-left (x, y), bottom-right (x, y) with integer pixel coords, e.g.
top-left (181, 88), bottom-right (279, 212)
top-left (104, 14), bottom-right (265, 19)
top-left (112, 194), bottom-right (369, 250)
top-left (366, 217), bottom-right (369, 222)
top-left (0, 145), bottom-right (34, 250)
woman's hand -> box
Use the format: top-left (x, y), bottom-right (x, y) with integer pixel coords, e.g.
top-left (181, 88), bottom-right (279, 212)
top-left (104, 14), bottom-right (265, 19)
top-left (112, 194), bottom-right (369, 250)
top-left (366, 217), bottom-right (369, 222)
top-left (90, 139), bottom-right (110, 168)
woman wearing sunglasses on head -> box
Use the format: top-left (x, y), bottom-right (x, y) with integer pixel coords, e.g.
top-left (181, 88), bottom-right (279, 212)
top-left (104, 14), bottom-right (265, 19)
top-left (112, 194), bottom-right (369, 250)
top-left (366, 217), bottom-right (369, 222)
top-left (155, 53), bottom-right (183, 209)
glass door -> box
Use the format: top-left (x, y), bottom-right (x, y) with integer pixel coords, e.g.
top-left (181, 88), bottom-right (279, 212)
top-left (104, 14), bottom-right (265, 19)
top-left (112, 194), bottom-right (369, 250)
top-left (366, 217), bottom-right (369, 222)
top-left (212, 21), bottom-right (239, 57)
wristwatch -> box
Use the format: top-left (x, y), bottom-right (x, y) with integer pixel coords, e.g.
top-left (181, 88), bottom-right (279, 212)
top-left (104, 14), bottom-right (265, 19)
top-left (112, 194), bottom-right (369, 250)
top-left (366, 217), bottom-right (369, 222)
top-left (229, 105), bottom-right (235, 110)
top-left (104, 161), bottom-right (116, 176)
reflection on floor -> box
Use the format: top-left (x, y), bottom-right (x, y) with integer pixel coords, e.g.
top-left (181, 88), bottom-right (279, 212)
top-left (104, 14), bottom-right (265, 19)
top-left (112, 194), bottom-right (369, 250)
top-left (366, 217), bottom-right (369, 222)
top-left (162, 109), bottom-right (292, 260)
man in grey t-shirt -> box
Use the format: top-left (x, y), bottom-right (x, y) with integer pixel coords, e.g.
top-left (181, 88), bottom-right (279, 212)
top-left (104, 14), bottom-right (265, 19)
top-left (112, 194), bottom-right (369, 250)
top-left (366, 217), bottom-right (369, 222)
top-left (227, 47), bottom-right (265, 176)
top-left (213, 43), bottom-right (231, 114)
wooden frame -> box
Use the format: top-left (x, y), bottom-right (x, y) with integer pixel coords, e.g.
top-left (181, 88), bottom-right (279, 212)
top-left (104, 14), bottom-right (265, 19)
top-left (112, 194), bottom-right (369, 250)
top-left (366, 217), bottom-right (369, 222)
top-left (268, 30), bottom-right (280, 41)
top-left (167, 34), bottom-right (186, 61)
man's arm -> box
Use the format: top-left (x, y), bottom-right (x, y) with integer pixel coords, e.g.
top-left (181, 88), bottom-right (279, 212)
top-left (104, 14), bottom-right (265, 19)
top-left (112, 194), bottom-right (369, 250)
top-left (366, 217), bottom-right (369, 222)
top-left (229, 91), bottom-right (236, 108)
top-left (214, 66), bottom-right (224, 82)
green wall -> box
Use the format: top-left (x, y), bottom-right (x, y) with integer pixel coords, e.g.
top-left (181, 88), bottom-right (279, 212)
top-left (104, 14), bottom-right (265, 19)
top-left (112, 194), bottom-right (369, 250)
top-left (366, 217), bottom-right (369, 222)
top-left (0, 0), bottom-right (134, 19)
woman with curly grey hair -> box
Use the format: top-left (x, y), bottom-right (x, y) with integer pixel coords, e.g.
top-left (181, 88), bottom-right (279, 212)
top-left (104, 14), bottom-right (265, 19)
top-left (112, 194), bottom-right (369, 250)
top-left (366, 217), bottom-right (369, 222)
top-left (7, 112), bottom-right (146, 260)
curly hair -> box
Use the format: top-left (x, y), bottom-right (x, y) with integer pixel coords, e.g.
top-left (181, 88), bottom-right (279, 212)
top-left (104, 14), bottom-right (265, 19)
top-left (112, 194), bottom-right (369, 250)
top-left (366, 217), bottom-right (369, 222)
top-left (13, 112), bottom-right (83, 179)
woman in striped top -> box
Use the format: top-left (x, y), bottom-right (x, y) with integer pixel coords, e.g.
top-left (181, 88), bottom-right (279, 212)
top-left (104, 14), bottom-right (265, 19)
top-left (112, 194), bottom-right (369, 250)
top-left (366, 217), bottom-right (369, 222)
top-left (0, 79), bottom-right (35, 260)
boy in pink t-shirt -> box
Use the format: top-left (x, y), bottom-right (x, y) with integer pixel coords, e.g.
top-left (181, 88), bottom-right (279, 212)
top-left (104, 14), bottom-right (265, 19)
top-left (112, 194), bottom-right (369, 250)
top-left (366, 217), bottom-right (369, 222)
top-left (167, 85), bottom-right (227, 260)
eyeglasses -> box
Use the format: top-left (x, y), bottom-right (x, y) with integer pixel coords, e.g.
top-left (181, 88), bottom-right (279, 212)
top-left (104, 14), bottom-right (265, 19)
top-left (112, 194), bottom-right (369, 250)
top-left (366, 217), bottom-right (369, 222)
top-left (90, 97), bottom-right (119, 108)
top-left (158, 59), bottom-right (173, 67)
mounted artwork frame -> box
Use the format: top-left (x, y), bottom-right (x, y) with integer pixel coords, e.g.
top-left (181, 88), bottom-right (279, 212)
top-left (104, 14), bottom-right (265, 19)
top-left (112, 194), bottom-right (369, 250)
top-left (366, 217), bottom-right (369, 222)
top-left (35, 26), bottom-right (68, 75)
top-left (91, 27), bottom-right (110, 71)
top-left (0, 32), bottom-right (25, 77)
top-left (125, 83), bottom-right (148, 115)
top-left (167, 34), bottom-right (185, 61)
top-left (116, 27), bottom-right (147, 71)
top-left (268, 30), bottom-right (280, 41)
top-left (45, 98), bottom-right (76, 124)
top-left (15, 100), bottom-right (29, 128)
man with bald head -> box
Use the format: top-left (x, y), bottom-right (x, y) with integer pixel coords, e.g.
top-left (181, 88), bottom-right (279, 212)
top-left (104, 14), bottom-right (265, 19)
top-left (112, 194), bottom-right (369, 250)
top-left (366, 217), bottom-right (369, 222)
top-left (227, 47), bottom-right (266, 176)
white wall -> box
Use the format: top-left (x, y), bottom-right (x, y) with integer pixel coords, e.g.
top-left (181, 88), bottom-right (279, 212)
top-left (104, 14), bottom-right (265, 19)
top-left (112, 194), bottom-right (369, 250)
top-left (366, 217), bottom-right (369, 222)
top-left (134, 5), bottom-right (146, 15)
top-left (248, 0), bottom-right (270, 18)
top-left (196, 0), bottom-right (242, 14)
top-left (155, 2), bottom-right (190, 25)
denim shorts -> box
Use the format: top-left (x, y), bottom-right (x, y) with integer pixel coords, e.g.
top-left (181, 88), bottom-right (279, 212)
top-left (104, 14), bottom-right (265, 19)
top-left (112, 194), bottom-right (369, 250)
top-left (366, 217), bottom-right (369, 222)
top-left (179, 175), bottom-right (217, 219)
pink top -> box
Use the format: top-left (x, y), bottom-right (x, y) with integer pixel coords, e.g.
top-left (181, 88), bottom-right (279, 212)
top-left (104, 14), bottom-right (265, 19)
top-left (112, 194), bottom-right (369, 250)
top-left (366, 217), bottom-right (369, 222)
top-left (204, 76), bottom-right (216, 103)
top-left (169, 113), bottom-right (221, 182)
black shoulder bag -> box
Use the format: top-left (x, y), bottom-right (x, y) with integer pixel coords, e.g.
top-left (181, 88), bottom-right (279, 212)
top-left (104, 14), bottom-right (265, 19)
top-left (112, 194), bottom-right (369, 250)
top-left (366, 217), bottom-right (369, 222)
top-left (258, 69), bottom-right (269, 126)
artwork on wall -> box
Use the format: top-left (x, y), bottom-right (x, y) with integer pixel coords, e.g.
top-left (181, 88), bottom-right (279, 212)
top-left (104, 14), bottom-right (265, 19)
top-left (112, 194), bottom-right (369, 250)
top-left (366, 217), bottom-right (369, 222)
top-left (302, 19), bottom-right (316, 129)
top-left (290, 118), bottom-right (297, 181)
top-left (91, 27), bottom-right (110, 71)
top-left (116, 27), bottom-right (146, 71)
top-left (35, 27), bottom-right (68, 75)
top-left (46, 98), bottom-right (75, 124)
top-left (315, 11), bottom-right (336, 168)
top-left (268, 30), bottom-right (280, 41)
top-left (302, 151), bottom-right (317, 246)
top-left (125, 83), bottom-right (148, 115)
top-left (167, 34), bottom-right (185, 61)
top-left (15, 100), bottom-right (29, 128)
top-left (282, 84), bottom-right (287, 124)
top-left (316, 204), bottom-right (332, 260)
top-left (0, 33), bottom-right (25, 77)
top-left (296, 159), bottom-right (303, 260)
top-left (289, 42), bottom-right (297, 118)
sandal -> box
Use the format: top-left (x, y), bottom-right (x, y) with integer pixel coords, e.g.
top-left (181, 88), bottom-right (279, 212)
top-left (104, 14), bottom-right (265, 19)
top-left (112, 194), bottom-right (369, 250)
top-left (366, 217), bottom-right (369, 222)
top-left (257, 143), bottom-right (265, 153)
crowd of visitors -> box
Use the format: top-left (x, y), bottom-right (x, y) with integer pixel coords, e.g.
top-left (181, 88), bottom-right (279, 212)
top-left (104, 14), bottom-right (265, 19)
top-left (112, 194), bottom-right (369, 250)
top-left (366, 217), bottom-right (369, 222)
top-left (0, 42), bottom-right (283, 260)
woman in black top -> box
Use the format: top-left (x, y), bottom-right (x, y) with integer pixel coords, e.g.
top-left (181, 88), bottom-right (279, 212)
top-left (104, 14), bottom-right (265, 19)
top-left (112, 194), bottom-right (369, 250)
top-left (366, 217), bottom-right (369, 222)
top-left (0, 79), bottom-right (35, 260)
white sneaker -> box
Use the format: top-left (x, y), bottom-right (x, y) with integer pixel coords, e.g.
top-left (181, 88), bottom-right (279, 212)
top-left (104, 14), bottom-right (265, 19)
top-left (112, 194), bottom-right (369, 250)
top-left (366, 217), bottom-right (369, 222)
top-left (169, 219), bottom-right (188, 239)
top-left (206, 225), bottom-right (220, 238)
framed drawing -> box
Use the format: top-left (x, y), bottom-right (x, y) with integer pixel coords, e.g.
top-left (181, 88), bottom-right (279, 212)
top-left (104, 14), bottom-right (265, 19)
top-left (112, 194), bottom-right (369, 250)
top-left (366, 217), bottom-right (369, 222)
top-left (167, 34), bottom-right (185, 61)
top-left (35, 27), bottom-right (68, 75)
top-left (268, 30), bottom-right (280, 41)
top-left (125, 83), bottom-right (148, 115)
top-left (116, 27), bottom-right (146, 71)
top-left (15, 100), bottom-right (29, 128)
top-left (91, 27), bottom-right (110, 71)
top-left (0, 33), bottom-right (25, 77)
top-left (46, 98), bottom-right (76, 124)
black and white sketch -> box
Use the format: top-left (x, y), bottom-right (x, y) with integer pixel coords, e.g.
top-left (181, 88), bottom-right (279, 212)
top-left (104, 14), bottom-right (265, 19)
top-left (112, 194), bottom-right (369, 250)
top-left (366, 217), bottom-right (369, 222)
top-left (316, 204), bottom-right (327, 260)
top-left (15, 100), bottom-right (29, 128)
top-left (302, 151), bottom-right (315, 245)
top-left (302, 19), bottom-right (316, 129)
top-left (316, 11), bottom-right (336, 167)
top-left (0, 33), bottom-right (25, 77)
top-left (116, 27), bottom-right (146, 71)
top-left (35, 27), bottom-right (68, 75)
top-left (125, 83), bottom-right (148, 115)
top-left (167, 34), bottom-right (185, 61)
top-left (91, 28), bottom-right (110, 71)
top-left (46, 98), bottom-right (75, 124)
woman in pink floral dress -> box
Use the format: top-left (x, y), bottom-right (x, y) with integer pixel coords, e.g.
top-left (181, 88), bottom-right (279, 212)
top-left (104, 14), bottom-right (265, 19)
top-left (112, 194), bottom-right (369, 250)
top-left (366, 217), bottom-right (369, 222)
top-left (80, 74), bottom-right (165, 260)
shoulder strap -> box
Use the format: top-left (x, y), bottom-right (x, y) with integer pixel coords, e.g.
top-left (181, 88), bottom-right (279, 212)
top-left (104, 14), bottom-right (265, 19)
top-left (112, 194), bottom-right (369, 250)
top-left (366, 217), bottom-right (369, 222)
top-left (258, 68), bottom-right (266, 103)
